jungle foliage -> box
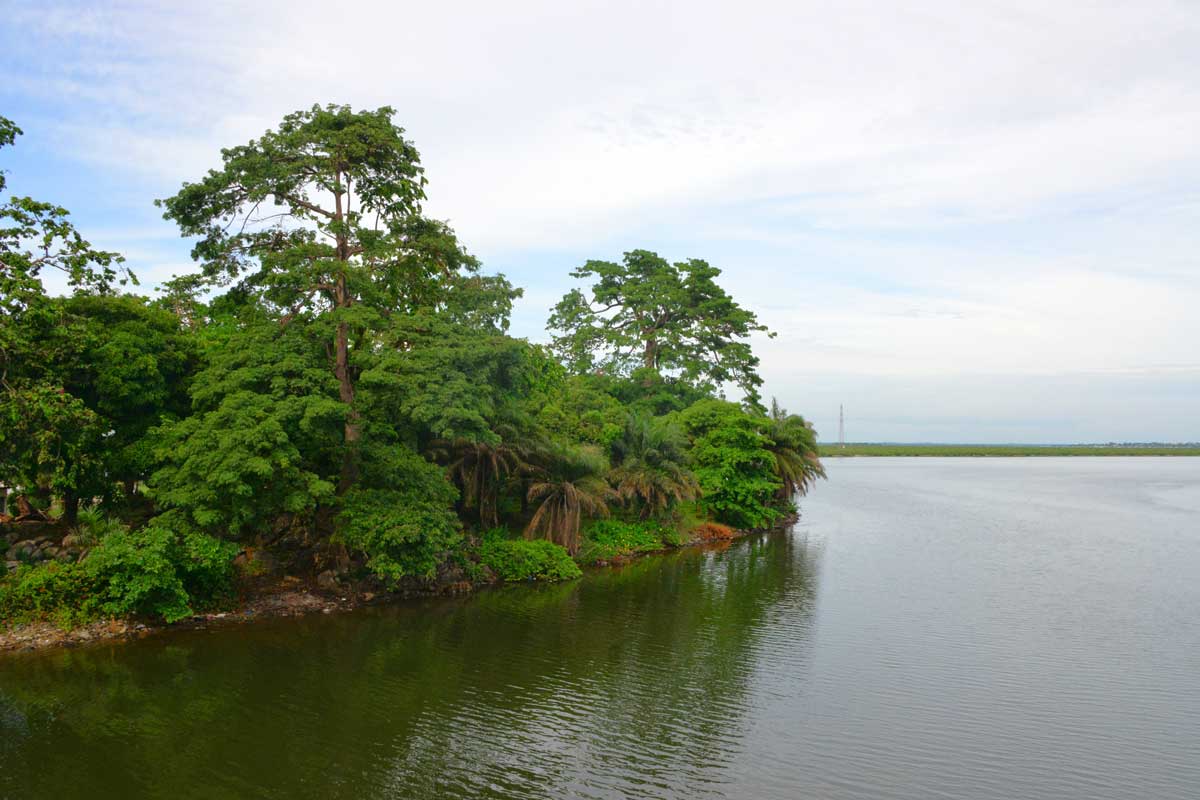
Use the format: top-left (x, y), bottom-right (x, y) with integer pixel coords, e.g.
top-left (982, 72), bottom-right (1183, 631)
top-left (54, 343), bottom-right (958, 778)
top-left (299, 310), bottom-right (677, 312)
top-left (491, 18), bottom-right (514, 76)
top-left (0, 107), bottom-right (824, 626)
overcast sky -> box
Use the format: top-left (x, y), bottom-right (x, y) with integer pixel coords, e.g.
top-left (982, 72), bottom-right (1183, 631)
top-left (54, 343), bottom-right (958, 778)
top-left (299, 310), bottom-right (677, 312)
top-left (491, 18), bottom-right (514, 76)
top-left (2, 0), bottom-right (1198, 442)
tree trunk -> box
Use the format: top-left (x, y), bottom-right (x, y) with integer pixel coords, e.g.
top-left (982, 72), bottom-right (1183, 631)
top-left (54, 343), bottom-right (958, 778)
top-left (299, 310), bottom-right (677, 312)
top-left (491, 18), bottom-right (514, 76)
top-left (335, 317), bottom-right (361, 494)
top-left (62, 490), bottom-right (79, 527)
top-left (332, 175), bottom-right (361, 496)
top-left (643, 336), bottom-right (657, 371)
top-left (641, 335), bottom-right (658, 387)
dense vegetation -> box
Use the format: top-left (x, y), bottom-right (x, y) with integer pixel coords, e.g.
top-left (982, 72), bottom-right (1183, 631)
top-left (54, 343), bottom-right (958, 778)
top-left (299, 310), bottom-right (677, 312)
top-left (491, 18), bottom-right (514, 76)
top-left (823, 443), bottom-right (1200, 457)
top-left (0, 106), bottom-right (824, 628)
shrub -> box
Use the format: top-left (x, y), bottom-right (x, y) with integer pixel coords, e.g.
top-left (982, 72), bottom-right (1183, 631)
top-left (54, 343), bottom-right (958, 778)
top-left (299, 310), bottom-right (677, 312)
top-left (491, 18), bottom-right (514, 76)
top-left (693, 522), bottom-right (736, 542)
top-left (679, 399), bottom-right (782, 530)
top-left (338, 488), bottom-right (462, 585)
top-left (83, 525), bottom-right (193, 623)
top-left (0, 562), bottom-right (98, 629)
top-left (578, 519), bottom-right (673, 563)
top-left (73, 507), bottom-right (128, 546)
top-left (0, 520), bottom-right (237, 627)
top-left (480, 537), bottom-right (582, 582)
top-left (337, 448), bottom-right (463, 585)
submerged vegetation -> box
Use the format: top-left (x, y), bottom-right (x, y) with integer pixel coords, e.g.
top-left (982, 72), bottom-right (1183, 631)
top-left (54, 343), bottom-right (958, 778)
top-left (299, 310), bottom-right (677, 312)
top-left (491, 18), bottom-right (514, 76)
top-left (0, 105), bottom-right (824, 631)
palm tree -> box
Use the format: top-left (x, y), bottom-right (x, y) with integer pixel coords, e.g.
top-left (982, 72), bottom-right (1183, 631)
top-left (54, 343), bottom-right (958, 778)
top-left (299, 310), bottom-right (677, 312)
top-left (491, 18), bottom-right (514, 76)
top-left (608, 414), bottom-right (699, 517)
top-left (765, 398), bottom-right (826, 501)
top-left (428, 428), bottom-right (537, 529)
top-left (525, 445), bottom-right (614, 554)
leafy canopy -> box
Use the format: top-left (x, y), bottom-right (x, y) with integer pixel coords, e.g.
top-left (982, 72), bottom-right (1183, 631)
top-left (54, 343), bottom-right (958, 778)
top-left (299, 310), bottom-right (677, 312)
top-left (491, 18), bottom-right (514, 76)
top-left (679, 398), bottom-right (782, 530)
top-left (548, 249), bottom-right (774, 408)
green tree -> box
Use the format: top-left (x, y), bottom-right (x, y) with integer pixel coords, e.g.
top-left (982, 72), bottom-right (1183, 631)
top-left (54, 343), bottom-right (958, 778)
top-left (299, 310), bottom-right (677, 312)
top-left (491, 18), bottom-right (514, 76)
top-left (1, 116), bottom-right (139, 521)
top-left (679, 398), bottom-right (781, 530)
top-left (148, 316), bottom-right (343, 537)
top-left (157, 104), bottom-right (510, 494)
top-left (548, 249), bottom-right (773, 407)
top-left (0, 384), bottom-right (107, 521)
top-left (525, 445), bottom-right (614, 554)
top-left (608, 414), bottom-right (699, 518)
top-left (1, 116), bottom-right (130, 320)
top-left (764, 398), bottom-right (825, 503)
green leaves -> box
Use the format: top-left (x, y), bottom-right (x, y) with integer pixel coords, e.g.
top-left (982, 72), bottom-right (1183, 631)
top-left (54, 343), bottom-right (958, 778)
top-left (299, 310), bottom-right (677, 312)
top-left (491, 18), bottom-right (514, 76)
top-left (150, 390), bottom-right (339, 535)
top-left (337, 450), bottom-right (461, 583)
top-left (765, 398), bottom-right (826, 501)
top-left (479, 535), bottom-right (581, 582)
top-left (0, 520), bottom-right (237, 627)
top-left (679, 399), bottom-right (782, 530)
top-left (548, 249), bottom-right (773, 408)
top-left (0, 383), bottom-right (108, 510)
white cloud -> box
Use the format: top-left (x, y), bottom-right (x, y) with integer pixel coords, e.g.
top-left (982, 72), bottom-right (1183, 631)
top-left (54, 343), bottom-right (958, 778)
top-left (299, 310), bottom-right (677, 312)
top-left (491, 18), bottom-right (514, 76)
top-left (3, 0), bottom-right (1198, 440)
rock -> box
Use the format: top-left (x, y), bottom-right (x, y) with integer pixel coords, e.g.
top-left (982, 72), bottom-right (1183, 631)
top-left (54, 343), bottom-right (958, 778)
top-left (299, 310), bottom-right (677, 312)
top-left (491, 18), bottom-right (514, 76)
top-left (5, 561), bottom-right (18, 573)
top-left (61, 534), bottom-right (82, 549)
top-left (316, 569), bottom-right (340, 591)
top-left (362, 592), bottom-right (376, 602)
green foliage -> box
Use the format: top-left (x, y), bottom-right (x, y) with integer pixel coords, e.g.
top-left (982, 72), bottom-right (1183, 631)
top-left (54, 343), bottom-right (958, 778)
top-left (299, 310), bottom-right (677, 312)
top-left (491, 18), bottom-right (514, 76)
top-left (0, 111), bottom-right (820, 630)
top-left (0, 384), bottom-right (108, 513)
top-left (479, 536), bottom-right (582, 582)
top-left (609, 414), bottom-right (699, 518)
top-left (680, 399), bottom-right (781, 530)
top-left (73, 508), bottom-right (129, 547)
top-left (548, 249), bottom-right (773, 407)
top-left (824, 443), bottom-right (1200, 457)
top-left (83, 524), bottom-right (194, 623)
top-left (0, 520), bottom-right (237, 627)
top-left (0, 562), bottom-right (97, 629)
top-left (532, 374), bottom-right (626, 447)
top-left (577, 519), bottom-right (675, 563)
top-left (765, 398), bottom-right (826, 502)
top-left (1, 214), bottom-right (192, 515)
top-left (525, 445), bottom-right (614, 554)
top-left (150, 388), bottom-right (339, 535)
top-left (337, 450), bottom-right (462, 584)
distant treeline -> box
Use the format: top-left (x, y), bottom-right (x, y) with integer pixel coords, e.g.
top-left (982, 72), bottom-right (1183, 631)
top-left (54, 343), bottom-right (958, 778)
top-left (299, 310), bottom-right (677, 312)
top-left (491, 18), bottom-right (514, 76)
top-left (821, 444), bottom-right (1200, 457)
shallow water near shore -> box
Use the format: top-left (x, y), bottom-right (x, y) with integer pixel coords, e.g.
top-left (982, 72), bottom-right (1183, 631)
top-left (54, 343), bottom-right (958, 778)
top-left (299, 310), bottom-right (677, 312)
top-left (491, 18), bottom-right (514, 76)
top-left (2, 457), bottom-right (1199, 799)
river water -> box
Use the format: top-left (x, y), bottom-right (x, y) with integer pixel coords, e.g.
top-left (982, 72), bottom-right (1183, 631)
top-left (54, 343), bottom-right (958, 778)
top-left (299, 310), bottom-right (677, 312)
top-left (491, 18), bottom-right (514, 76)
top-left (2, 457), bottom-right (1199, 799)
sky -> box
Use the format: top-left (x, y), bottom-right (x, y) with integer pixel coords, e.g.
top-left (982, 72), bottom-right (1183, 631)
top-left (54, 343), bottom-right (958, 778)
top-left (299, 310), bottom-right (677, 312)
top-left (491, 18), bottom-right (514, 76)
top-left (1, 0), bottom-right (1198, 443)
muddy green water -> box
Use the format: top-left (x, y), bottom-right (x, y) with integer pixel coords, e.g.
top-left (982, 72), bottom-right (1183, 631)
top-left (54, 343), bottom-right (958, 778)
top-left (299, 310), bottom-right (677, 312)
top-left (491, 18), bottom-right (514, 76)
top-left (2, 457), bottom-right (1199, 799)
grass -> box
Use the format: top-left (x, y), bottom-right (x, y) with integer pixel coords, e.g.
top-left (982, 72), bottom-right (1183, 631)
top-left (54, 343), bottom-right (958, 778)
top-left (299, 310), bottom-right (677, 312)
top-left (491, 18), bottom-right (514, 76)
top-left (820, 443), bottom-right (1200, 457)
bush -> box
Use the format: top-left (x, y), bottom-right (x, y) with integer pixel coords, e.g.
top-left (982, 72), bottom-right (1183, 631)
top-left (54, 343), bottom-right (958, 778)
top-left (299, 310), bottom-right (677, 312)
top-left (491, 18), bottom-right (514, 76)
top-left (692, 521), bottom-right (736, 542)
top-left (679, 399), bottom-right (782, 530)
top-left (0, 562), bottom-right (97, 629)
top-left (73, 507), bottom-right (128, 546)
top-left (0, 520), bottom-right (237, 627)
top-left (338, 487), bottom-right (462, 585)
top-left (578, 519), bottom-right (674, 563)
top-left (480, 536), bottom-right (582, 582)
top-left (337, 448), bottom-right (463, 585)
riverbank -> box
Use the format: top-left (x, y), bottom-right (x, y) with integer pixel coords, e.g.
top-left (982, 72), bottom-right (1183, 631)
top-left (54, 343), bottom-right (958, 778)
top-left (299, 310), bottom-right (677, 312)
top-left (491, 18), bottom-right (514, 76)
top-left (822, 444), bottom-right (1200, 457)
top-left (0, 519), bottom-right (789, 654)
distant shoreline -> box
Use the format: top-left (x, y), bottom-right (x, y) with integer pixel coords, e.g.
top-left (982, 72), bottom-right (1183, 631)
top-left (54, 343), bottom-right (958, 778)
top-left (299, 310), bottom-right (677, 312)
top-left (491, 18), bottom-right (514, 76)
top-left (820, 444), bottom-right (1200, 457)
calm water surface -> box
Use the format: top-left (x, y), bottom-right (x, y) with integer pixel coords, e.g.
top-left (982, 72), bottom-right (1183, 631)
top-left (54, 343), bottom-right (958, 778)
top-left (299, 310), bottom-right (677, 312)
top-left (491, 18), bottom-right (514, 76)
top-left (2, 457), bottom-right (1199, 799)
